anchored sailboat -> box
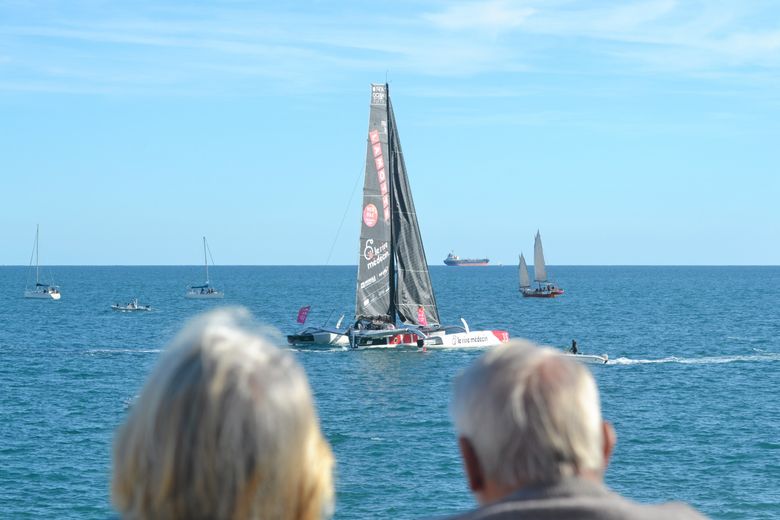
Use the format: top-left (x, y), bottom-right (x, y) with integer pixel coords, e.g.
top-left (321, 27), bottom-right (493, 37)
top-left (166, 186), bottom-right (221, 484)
top-left (521, 231), bottom-right (564, 298)
top-left (24, 225), bottom-right (61, 300)
top-left (185, 237), bottom-right (223, 299)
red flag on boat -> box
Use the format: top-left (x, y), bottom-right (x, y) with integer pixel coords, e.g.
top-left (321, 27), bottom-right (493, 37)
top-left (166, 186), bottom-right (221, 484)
top-left (297, 305), bottom-right (311, 324)
top-left (417, 305), bottom-right (428, 326)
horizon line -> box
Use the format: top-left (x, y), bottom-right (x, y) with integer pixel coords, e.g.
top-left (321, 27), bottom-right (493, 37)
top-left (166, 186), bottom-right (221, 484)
top-left (1, 264), bottom-right (778, 268)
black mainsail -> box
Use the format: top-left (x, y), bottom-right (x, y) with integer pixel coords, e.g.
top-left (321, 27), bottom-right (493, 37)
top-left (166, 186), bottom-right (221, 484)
top-left (355, 84), bottom-right (394, 322)
top-left (354, 83), bottom-right (440, 327)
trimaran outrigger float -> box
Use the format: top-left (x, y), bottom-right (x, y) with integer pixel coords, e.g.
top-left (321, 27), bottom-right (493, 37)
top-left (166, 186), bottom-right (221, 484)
top-left (288, 83), bottom-right (510, 350)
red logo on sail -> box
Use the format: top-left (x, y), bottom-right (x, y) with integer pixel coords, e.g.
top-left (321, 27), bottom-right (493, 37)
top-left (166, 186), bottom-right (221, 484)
top-left (417, 306), bottom-right (428, 326)
top-left (369, 129), bottom-right (390, 222)
top-left (296, 305), bottom-right (311, 324)
top-left (363, 204), bottom-right (378, 227)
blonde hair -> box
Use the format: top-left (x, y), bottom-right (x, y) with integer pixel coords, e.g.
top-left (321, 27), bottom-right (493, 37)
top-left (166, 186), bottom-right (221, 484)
top-left (452, 340), bottom-right (604, 486)
top-left (112, 308), bottom-right (334, 520)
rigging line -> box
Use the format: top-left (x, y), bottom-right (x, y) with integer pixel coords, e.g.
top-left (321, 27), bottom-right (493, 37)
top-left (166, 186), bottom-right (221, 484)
top-left (324, 166), bottom-right (363, 266)
top-left (205, 239), bottom-right (217, 269)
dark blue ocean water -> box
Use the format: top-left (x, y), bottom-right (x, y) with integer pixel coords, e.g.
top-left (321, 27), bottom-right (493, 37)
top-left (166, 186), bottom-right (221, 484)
top-left (1, 266), bottom-right (778, 519)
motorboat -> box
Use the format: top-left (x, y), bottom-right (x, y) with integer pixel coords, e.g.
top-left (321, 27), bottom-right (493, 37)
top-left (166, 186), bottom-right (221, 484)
top-left (111, 299), bottom-right (152, 312)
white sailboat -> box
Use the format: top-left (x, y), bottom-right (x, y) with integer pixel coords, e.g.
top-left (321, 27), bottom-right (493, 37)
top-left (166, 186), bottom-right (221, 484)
top-left (521, 230), bottom-right (564, 298)
top-left (185, 236), bottom-right (223, 299)
top-left (24, 225), bottom-right (61, 300)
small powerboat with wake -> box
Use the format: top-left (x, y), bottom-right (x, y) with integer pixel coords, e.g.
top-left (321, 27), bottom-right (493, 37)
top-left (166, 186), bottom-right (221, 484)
top-left (562, 340), bottom-right (608, 364)
top-left (111, 299), bottom-right (152, 312)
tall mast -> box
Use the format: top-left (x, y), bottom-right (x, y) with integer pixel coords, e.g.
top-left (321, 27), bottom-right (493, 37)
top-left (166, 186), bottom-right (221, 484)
top-left (386, 82), bottom-right (396, 323)
top-left (203, 236), bottom-right (209, 285)
top-left (35, 224), bottom-right (40, 285)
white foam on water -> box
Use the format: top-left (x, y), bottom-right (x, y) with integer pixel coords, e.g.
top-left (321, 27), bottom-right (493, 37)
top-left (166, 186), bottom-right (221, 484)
top-left (609, 353), bottom-right (780, 365)
top-left (86, 348), bottom-right (162, 354)
top-left (290, 346), bottom-right (349, 353)
top-left (726, 336), bottom-right (764, 344)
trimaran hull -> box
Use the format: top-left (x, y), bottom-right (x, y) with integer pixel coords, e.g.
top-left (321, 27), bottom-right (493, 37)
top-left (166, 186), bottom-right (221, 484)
top-left (289, 331), bottom-right (508, 350)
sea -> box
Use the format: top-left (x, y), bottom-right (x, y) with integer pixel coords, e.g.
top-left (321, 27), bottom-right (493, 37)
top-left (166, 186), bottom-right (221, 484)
top-left (1, 265), bottom-right (778, 519)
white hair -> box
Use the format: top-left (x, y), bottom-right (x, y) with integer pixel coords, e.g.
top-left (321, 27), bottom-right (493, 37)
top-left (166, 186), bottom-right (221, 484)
top-left (452, 340), bottom-right (604, 487)
top-left (112, 308), bottom-right (334, 520)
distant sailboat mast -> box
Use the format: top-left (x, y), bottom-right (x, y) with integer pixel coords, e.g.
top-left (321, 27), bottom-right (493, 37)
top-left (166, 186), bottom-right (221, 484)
top-left (203, 236), bottom-right (210, 286)
top-left (34, 224), bottom-right (40, 286)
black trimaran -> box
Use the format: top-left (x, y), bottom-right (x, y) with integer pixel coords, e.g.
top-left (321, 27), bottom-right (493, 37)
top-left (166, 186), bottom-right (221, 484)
top-left (288, 84), bottom-right (509, 349)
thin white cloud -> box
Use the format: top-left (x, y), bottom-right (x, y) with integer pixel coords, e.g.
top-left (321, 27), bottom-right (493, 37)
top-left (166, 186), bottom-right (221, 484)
top-left (422, 0), bottom-right (536, 32)
top-left (1, 1), bottom-right (779, 96)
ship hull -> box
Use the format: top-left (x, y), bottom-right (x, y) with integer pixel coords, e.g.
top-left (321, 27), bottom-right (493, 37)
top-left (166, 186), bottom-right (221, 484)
top-left (444, 259), bottom-right (489, 266)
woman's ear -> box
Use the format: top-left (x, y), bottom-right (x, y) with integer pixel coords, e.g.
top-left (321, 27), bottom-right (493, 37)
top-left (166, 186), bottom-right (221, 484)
top-left (459, 437), bottom-right (484, 493)
top-left (602, 421), bottom-right (616, 468)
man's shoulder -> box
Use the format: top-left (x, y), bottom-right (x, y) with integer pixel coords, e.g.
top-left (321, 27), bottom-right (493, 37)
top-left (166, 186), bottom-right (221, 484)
top-left (440, 483), bottom-right (707, 520)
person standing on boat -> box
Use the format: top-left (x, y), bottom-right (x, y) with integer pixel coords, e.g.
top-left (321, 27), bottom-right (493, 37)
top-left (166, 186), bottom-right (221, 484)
top-left (444, 341), bottom-right (706, 520)
top-left (570, 339), bottom-right (578, 354)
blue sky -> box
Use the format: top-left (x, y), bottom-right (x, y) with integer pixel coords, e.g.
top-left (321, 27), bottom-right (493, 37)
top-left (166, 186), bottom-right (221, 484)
top-left (1, 0), bottom-right (778, 265)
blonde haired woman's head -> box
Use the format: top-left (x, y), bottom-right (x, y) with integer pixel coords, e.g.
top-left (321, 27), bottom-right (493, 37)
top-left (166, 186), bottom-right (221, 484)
top-left (112, 308), bottom-right (334, 520)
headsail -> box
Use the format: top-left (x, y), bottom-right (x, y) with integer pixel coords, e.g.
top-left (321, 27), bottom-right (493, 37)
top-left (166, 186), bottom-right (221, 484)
top-left (388, 93), bottom-right (440, 326)
top-left (534, 230), bottom-right (547, 282)
top-left (355, 84), bottom-right (394, 321)
top-left (519, 253), bottom-right (530, 289)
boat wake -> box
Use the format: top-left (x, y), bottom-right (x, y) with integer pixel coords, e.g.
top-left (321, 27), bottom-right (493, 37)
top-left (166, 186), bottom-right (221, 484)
top-left (289, 346), bottom-right (349, 353)
top-left (86, 348), bottom-right (163, 355)
top-left (609, 353), bottom-right (780, 365)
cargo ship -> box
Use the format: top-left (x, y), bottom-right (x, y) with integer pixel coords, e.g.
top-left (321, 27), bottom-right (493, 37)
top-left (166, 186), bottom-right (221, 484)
top-left (444, 252), bottom-right (490, 266)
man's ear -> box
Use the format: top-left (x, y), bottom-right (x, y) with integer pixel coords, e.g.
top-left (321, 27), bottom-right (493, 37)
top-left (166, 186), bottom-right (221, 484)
top-left (602, 421), bottom-right (616, 468)
top-left (458, 437), bottom-right (484, 493)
